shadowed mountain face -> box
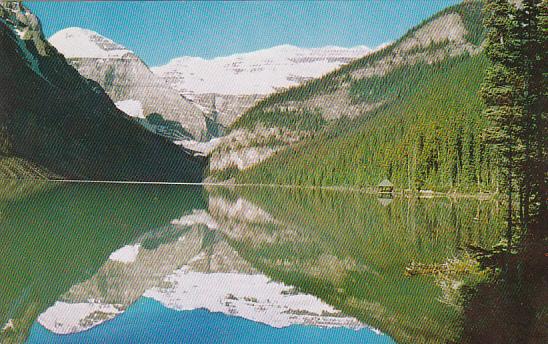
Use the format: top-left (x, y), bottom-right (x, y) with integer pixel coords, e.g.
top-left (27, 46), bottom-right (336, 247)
top-left (0, 2), bottom-right (205, 182)
top-left (49, 28), bottom-right (208, 140)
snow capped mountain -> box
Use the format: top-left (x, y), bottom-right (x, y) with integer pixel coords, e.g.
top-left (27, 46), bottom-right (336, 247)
top-left (48, 27), bottom-right (208, 140)
top-left (0, 3), bottom-right (205, 181)
top-left (151, 44), bottom-right (375, 96)
top-left (49, 27), bottom-right (133, 59)
top-left (47, 27), bottom-right (379, 132)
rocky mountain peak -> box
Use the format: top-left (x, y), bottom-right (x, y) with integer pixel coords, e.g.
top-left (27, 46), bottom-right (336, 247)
top-left (1, 1), bottom-right (40, 33)
top-left (49, 27), bottom-right (135, 59)
top-left (47, 26), bottom-right (208, 140)
top-left (0, 1), bottom-right (47, 55)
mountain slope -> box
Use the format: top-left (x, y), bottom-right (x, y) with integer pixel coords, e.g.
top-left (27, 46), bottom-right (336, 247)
top-left (237, 54), bottom-right (496, 191)
top-left (211, 1), bottom-right (497, 192)
top-left (0, 2), bottom-right (204, 182)
top-left (232, 2), bottom-right (483, 128)
top-left (152, 45), bottom-right (376, 127)
top-left (48, 27), bottom-right (208, 140)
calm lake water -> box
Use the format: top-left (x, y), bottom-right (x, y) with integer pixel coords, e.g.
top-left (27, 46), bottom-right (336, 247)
top-left (0, 182), bottom-right (504, 343)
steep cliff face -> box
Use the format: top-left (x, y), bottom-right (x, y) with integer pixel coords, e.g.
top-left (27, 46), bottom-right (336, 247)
top-left (0, 2), bottom-right (205, 181)
top-left (183, 93), bottom-right (264, 129)
top-left (48, 28), bottom-right (208, 140)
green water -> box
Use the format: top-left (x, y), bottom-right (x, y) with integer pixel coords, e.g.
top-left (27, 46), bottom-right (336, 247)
top-left (0, 182), bottom-right (504, 343)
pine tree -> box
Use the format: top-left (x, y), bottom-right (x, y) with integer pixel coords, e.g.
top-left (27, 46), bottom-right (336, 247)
top-left (514, 0), bottom-right (547, 235)
top-left (481, 0), bottom-right (523, 247)
top-left (482, 0), bottom-right (547, 242)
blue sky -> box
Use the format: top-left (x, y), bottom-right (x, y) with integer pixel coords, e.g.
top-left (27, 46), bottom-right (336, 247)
top-left (28, 1), bottom-right (461, 67)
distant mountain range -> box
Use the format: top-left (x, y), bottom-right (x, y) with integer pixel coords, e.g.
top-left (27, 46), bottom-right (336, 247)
top-left (48, 28), bottom-right (377, 131)
top-left (152, 45), bottom-right (378, 127)
top-left (152, 44), bottom-right (376, 96)
top-left (0, 2), bottom-right (204, 181)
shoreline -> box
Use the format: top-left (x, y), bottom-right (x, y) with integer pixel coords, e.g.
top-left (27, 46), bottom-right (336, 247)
top-left (0, 178), bottom-right (499, 200)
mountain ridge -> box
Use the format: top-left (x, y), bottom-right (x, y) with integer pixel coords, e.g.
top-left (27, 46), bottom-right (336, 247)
top-left (151, 43), bottom-right (380, 127)
top-left (47, 26), bottom-right (209, 140)
top-left (151, 44), bottom-right (377, 96)
top-left (209, 0), bottom-right (496, 192)
top-left (0, 2), bottom-right (205, 181)
top-left (49, 27), bottom-right (134, 59)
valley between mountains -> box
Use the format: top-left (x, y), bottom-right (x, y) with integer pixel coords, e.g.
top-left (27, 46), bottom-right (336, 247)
top-left (0, 0), bottom-right (496, 192)
top-left (1, 2), bottom-right (546, 343)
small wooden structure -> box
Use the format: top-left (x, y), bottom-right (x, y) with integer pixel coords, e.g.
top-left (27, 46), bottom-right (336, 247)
top-left (378, 179), bottom-right (394, 194)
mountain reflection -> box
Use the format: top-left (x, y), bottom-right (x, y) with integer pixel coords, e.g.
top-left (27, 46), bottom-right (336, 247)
top-left (0, 183), bottom-right (504, 344)
top-left (0, 182), bottom-right (206, 343)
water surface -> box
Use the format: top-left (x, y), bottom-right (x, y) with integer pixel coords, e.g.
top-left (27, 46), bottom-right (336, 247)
top-left (0, 182), bottom-right (504, 343)
top-left (28, 298), bottom-right (391, 344)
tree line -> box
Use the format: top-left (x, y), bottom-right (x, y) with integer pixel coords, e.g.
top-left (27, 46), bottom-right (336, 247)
top-left (481, 0), bottom-right (546, 242)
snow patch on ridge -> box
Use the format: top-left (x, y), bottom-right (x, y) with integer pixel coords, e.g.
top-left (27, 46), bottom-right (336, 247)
top-left (36, 270), bottom-right (376, 335)
top-left (115, 99), bottom-right (144, 118)
top-left (37, 301), bottom-right (124, 335)
top-left (175, 138), bottom-right (222, 156)
top-left (171, 210), bottom-right (219, 230)
top-left (108, 244), bottom-right (141, 263)
top-left (151, 44), bottom-right (377, 95)
top-left (144, 268), bottom-right (368, 330)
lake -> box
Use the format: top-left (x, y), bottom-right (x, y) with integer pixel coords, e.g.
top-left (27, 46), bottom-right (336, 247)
top-left (0, 182), bottom-right (504, 343)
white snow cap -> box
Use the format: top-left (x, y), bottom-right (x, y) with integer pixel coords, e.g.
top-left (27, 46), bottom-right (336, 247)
top-left (49, 27), bottom-right (133, 59)
top-left (108, 244), bottom-right (141, 263)
top-left (151, 44), bottom-right (377, 95)
top-left (37, 301), bottom-right (123, 334)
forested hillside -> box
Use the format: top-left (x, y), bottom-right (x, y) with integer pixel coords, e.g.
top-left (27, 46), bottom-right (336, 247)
top-left (215, 1), bottom-right (497, 192)
top-left (236, 54), bottom-right (496, 191)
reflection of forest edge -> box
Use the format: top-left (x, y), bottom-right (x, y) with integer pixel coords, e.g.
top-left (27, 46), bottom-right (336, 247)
top-left (208, 186), bottom-right (505, 343)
